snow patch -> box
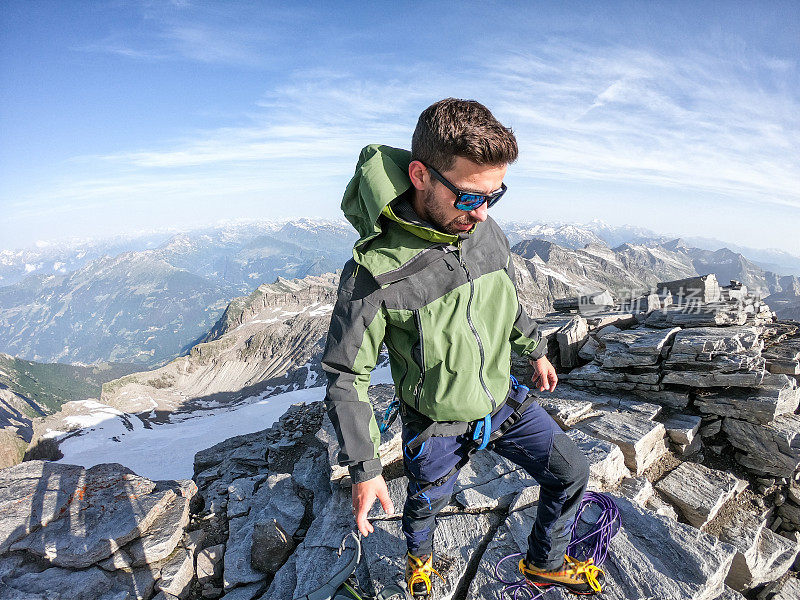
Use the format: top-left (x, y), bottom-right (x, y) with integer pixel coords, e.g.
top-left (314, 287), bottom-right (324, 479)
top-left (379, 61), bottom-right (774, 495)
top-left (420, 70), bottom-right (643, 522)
top-left (56, 364), bottom-right (394, 480)
top-left (308, 303), bottom-right (334, 316)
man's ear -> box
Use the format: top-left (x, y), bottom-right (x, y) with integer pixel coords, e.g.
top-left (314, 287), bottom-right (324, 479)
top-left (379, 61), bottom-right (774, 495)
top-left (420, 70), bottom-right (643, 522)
top-left (408, 160), bottom-right (428, 191)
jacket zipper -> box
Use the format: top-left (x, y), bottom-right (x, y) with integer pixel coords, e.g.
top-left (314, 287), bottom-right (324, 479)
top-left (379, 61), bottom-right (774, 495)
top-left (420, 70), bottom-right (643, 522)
top-left (413, 310), bottom-right (426, 411)
top-left (458, 241), bottom-right (496, 411)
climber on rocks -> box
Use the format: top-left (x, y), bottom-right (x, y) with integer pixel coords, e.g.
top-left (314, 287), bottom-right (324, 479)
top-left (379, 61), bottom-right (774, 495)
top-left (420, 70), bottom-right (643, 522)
top-left (322, 98), bottom-right (602, 598)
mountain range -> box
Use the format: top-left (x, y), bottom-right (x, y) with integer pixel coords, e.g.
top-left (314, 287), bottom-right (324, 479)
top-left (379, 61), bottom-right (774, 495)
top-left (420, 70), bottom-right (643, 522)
top-left (0, 217), bottom-right (798, 376)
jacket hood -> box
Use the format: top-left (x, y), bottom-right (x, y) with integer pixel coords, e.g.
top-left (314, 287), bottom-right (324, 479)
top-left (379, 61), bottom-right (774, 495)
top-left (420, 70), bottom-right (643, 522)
top-left (341, 145), bottom-right (462, 268)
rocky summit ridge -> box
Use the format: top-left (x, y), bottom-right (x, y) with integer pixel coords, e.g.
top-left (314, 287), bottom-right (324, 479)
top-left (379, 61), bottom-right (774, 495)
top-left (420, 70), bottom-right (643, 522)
top-left (1, 274), bottom-right (800, 599)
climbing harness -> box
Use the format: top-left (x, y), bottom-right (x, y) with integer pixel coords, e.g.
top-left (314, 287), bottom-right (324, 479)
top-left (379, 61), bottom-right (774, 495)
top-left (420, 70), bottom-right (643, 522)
top-left (403, 376), bottom-right (536, 500)
top-left (494, 492), bottom-right (621, 599)
top-left (293, 531), bottom-right (406, 600)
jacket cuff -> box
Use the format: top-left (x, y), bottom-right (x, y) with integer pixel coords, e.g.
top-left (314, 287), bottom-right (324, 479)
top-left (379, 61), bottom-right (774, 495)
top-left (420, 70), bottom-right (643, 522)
top-left (525, 341), bottom-right (546, 361)
top-left (348, 458), bottom-right (383, 484)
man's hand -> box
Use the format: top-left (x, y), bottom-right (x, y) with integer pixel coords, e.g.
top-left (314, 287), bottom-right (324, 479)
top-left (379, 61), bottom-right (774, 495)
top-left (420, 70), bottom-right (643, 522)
top-left (530, 356), bottom-right (558, 392)
top-left (352, 475), bottom-right (395, 537)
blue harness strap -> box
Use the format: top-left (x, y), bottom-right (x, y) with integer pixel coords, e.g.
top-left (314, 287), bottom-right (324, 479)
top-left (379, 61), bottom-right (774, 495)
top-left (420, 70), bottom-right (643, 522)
top-left (471, 376), bottom-right (529, 452)
top-left (473, 413), bottom-right (492, 451)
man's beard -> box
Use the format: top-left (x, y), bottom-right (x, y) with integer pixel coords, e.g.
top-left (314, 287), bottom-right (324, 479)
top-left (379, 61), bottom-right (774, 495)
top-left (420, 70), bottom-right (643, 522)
top-left (423, 189), bottom-right (479, 235)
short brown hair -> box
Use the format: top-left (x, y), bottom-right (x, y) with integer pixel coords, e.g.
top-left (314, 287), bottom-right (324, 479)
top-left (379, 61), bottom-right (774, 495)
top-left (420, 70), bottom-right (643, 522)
top-left (411, 98), bottom-right (518, 171)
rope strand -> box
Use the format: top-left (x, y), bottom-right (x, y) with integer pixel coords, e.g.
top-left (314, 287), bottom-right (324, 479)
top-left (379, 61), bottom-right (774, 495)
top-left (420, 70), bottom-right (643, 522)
top-left (493, 492), bottom-right (620, 599)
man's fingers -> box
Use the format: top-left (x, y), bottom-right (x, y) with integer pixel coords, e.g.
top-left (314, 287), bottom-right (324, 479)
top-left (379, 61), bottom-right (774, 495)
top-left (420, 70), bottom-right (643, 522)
top-left (376, 485), bottom-right (395, 515)
top-left (355, 508), bottom-right (374, 537)
top-left (548, 370), bottom-right (558, 392)
top-left (354, 499), bottom-right (374, 537)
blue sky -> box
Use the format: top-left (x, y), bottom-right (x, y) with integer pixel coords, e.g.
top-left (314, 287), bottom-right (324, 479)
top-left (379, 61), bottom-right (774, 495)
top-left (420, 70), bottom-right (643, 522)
top-left (1, 1), bottom-right (799, 254)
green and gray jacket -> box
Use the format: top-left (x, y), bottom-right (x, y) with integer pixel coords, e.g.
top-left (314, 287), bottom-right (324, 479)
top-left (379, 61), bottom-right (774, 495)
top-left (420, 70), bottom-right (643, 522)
top-left (322, 144), bottom-right (544, 483)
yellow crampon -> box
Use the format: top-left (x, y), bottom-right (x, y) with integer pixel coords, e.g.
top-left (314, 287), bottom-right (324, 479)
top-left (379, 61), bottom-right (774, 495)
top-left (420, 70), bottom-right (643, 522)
top-left (405, 552), bottom-right (446, 597)
top-left (519, 554), bottom-right (605, 595)
top-left (564, 556), bottom-right (604, 593)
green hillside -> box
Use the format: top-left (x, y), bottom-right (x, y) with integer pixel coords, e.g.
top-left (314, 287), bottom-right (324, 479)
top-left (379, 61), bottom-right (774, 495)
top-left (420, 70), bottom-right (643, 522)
top-left (0, 354), bottom-right (144, 416)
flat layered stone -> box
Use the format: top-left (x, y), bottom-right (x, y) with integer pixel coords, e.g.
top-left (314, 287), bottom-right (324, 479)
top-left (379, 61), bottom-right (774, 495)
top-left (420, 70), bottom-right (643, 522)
top-left (453, 449), bottom-right (523, 494)
top-left (119, 566), bottom-right (159, 600)
top-left (655, 462), bottom-right (745, 529)
top-left (454, 468), bottom-right (534, 511)
top-left (619, 476), bottom-right (656, 505)
top-left (556, 316), bottom-right (588, 368)
top-left (659, 275), bottom-right (721, 304)
top-left (578, 335), bottom-right (600, 361)
top-left (718, 510), bottom-right (800, 591)
top-left (155, 547), bottom-right (194, 598)
top-left (575, 409), bottom-right (668, 475)
top-left (564, 362), bottom-right (626, 383)
top-left (724, 414), bottom-right (800, 478)
top-left (712, 586), bottom-right (747, 599)
top-left (766, 358), bottom-right (800, 375)
top-left (10, 463), bottom-right (178, 568)
top-left (472, 493), bottom-right (737, 600)
top-left (694, 385), bottom-right (799, 425)
top-left (566, 429), bottom-right (630, 490)
top-left (115, 490), bottom-right (191, 568)
top-left (584, 311), bottom-right (637, 329)
top-left (0, 564), bottom-right (132, 600)
top-left (597, 327), bottom-right (680, 368)
top-left (537, 391), bottom-right (599, 428)
top-left (662, 414), bottom-right (702, 445)
top-left (662, 370), bottom-right (769, 388)
top-left (667, 327), bottom-right (762, 357)
top-left (664, 351), bottom-right (764, 373)
top-left (633, 388), bottom-right (691, 409)
top-left (260, 552), bottom-right (297, 600)
top-left (646, 305), bottom-right (747, 328)
top-left (535, 315), bottom-right (578, 339)
top-left (292, 446), bottom-right (332, 517)
top-left (0, 461), bottom-right (84, 553)
top-left (197, 543), bottom-right (224, 583)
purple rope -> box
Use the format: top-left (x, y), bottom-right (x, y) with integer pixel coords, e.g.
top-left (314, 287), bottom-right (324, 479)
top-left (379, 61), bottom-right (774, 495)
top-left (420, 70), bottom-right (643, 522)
top-left (493, 492), bottom-right (621, 599)
top-left (565, 491), bottom-right (620, 566)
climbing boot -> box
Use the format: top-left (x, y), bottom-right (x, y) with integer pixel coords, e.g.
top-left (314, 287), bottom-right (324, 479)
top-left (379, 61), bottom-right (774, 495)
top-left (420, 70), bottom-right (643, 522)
top-left (405, 552), bottom-right (445, 598)
top-left (519, 555), bottom-right (605, 595)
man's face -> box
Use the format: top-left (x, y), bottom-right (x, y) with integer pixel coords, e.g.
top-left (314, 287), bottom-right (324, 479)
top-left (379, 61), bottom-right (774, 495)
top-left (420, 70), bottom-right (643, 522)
top-left (417, 156), bottom-right (507, 235)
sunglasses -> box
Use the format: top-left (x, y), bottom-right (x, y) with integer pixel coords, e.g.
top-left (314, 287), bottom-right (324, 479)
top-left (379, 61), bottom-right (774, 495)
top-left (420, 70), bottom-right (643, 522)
top-left (423, 162), bottom-right (507, 211)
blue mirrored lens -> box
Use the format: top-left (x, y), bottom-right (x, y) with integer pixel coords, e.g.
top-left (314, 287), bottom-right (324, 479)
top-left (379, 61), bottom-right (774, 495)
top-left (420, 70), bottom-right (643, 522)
top-left (456, 194), bottom-right (485, 210)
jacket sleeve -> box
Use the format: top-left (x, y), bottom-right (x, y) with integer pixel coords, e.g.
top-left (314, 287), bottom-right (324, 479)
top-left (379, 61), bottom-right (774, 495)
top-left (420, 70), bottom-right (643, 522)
top-left (322, 259), bottom-right (387, 484)
top-left (505, 249), bottom-right (546, 361)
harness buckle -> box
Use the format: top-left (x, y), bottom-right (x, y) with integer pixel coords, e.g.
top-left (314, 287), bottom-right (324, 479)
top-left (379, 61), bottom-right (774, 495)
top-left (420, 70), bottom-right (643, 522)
top-left (472, 413), bottom-right (492, 451)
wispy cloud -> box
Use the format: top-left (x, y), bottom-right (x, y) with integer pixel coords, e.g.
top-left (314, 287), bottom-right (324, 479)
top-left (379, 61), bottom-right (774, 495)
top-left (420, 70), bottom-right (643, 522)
top-left (488, 40), bottom-right (799, 206)
top-left (15, 37), bottom-right (800, 253)
top-left (77, 1), bottom-right (291, 66)
top-left (71, 40), bottom-right (799, 208)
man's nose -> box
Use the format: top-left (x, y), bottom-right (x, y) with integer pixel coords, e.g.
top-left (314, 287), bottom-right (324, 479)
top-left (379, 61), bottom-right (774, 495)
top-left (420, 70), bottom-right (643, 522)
top-left (469, 202), bottom-right (489, 222)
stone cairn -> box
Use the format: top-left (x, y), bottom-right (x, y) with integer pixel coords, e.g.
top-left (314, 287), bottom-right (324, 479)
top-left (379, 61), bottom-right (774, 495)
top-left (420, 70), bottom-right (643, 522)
top-left (1, 273), bottom-right (799, 599)
top-left (551, 274), bottom-right (800, 596)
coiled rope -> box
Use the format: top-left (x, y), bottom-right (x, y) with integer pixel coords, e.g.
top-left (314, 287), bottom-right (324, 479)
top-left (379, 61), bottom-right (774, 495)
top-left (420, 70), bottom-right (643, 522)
top-left (494, 491), bottom-right (621, 599)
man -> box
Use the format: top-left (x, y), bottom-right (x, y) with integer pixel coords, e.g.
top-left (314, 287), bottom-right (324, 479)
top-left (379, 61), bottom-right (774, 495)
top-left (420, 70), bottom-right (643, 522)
top-left (322, 99), bottom-right (603, 597)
